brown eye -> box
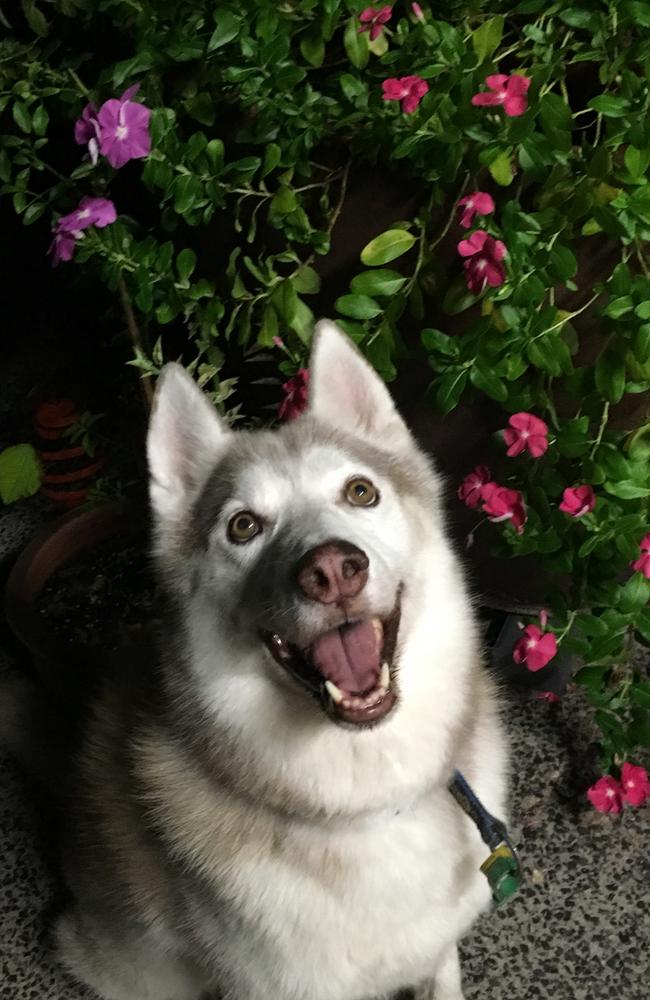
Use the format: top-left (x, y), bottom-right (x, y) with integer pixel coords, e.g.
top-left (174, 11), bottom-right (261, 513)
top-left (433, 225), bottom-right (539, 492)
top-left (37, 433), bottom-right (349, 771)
top-left (228, 511), bottom-right (262, 544)
top-left (345, 477), bottom-right (379, 507)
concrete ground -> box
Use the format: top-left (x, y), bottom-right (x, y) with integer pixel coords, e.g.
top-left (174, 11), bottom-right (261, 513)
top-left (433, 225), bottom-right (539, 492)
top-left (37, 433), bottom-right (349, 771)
top-left (1, 494), bottom-right (648, 1000)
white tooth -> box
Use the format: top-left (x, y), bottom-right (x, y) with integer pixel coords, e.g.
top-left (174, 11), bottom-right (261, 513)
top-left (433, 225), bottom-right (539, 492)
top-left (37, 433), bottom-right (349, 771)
top-left (325, 680), bottom-right (344, 705)
top-left (372, 618), bottom-right (384, 643)
top-left (380, 662), bottom-right (390, 689)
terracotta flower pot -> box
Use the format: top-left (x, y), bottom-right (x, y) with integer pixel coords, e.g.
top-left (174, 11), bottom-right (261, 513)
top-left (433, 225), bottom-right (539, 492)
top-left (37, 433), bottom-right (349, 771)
top-left (34, 400), bottom-right (103, 507)
top-left (4, 502), bottom-right (145, 700)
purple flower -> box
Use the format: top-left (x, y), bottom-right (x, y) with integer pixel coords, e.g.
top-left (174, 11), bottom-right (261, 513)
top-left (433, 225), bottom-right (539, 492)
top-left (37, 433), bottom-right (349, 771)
top-left (48, 231), bottom-right (77, 266)
top-left (48, 197), bottom-right (117, 266)
top-left (74, 103), bottom-right (102, 165)
top-left (56, 196), bottom-right (117, 233)
top-left (97, 85), bottom-right (152, 169)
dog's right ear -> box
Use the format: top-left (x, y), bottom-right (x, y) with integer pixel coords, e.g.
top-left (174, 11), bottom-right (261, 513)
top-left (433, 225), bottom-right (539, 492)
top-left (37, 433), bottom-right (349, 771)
top-left (147, 363), bottom-right (231, 524)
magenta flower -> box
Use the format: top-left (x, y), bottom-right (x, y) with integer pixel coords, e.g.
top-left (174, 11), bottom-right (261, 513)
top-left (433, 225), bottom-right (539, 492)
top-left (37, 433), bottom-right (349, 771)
top-left (358, 5), bottom-right (392, 41)
top-left (55, 197), bottom-right (117, 234)
top-left (536, 691), bottom-right (560, 704)
top-left (587, 775), bottom-right (623, 814)
top-left (74, 102), bottom-right (102, 165)
top-left (411, 2), bottom-right (425, 20)
top-left (559, 485), bottom-right (596, 517)
top-left (457, 192), bottom-right (495, 229)
top-left (631, 532), bottom-right (650, 579)
top-left (503, 412), bottom-right (549, 459)
top-left (48, 197), bottom-right (117, 266)
top-left (481, 482), bottom-right (527, 534)
top-left (457, 229), bottom-right (506, 294)
top-left (382, 76), bottom-right (429, 114)
top-left (471, 74), bottom-right (531, 117)
top-left (458, 465), bottom-right (492, 508)
top-left (48, 230), bottom-right (77, 265)
top-left (97, 85), bottom-right (151, 169)
top-left (278, 369), bottom-right (309, 422)
top-left (620, 762), bottom-right (650, 807)
top-left (513, 624), bottom-right (557, 672)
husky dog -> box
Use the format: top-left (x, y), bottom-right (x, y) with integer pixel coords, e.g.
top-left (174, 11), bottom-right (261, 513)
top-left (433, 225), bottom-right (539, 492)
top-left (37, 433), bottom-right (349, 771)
top-left (17, 322), bottom-right (509, 1000)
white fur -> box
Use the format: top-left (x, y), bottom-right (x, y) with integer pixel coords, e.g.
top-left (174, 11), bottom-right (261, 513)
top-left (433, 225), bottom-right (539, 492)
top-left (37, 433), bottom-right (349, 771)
top-left (59, 321), bottom-right (507, 1000)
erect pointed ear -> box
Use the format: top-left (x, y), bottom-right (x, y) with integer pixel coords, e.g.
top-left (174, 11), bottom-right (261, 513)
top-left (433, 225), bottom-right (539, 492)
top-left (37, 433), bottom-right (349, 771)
top-left (147, 363), bottom-right (231, 524)
top-left (308, 320), bottom-right (411, 449)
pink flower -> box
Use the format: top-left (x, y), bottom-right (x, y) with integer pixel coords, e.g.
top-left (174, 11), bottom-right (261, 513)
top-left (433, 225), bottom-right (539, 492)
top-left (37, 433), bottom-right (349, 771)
top-left (481, 482), bottom-right (527, 533)
top-left (48, 230), bottom-right (77, 265)
top-left (358, 5), bottom-right (392, 41)
top-left (74, 102), bottom-right (101, 165)
top-left (48, 197), bottom-right (117, 266)
top-left (457, 229), bottom-right (506, 294)
top-left (559, 485), bottom-right (596, 517)
top-left (620, 762), bottom-right (650, 807)
top-left (55, 197), bottom-right (117, 233)
top-left (382, 76), bottom-right (429, 114)
top-left (411, 2), bottom-right (425, 20)
top-left (536, 691), bottom-right (560, 703)
top-left (631, 532), bottom-right (650, 579)
top-left (457, 192), bottom-right (495, 229)
top-left (587, 775), bottom-right (623, 814)
top-left (458, 465), bottom-right (492, 508)
top-left (513, 624), bottom-right (557, 672)
top-left (97, 84), bottom-right (151, 169)
top-left (278, 369), bottom-right (309, 422)
top-left (472, 74), bottom-right (531, 117)
top-left (503, 412), bottom-right (549, 459)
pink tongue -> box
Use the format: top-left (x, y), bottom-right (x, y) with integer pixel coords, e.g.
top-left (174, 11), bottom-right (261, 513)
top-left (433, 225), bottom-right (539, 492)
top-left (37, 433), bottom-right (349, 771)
top-left (310, 620), bottom-right (381, 695)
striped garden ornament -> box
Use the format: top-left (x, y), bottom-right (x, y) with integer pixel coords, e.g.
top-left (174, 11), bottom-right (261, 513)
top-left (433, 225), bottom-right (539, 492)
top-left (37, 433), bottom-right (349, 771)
top-left (34, 400), bottom-right (102, 507)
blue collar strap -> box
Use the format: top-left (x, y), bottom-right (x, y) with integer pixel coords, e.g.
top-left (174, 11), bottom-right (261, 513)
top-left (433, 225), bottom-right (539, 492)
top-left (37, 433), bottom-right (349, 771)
top-left (449, 770), bottom-right (522, 906)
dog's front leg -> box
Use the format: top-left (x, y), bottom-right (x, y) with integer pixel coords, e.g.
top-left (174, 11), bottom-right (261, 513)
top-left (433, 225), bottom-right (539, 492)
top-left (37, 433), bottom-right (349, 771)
top-left (413, 945), bottom-right (464, 1000)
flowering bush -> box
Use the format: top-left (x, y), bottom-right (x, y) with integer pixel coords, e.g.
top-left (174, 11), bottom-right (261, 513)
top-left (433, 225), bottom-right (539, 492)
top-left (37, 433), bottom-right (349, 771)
top-left (1, 0), bottom-right (649, 798)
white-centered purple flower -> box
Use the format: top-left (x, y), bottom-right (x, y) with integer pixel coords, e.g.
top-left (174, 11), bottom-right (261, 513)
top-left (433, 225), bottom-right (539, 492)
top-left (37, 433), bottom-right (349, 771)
top-left (48, 196), bottom-right (117, 265)
top-left (97, 84), bottom-right (152, 169)
top-left (74, 103), bottom-right (102, 165)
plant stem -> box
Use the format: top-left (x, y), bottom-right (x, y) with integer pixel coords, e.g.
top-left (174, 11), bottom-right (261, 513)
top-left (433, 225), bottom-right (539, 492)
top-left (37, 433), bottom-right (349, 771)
top-left (556, 610), bottom-right (577, 645)
top-left (589, 401), bottom-right (610, 459)
top-left (118, 274), bottom-right (154, 411)
top-left (68, 68), bottom-right (92, 99)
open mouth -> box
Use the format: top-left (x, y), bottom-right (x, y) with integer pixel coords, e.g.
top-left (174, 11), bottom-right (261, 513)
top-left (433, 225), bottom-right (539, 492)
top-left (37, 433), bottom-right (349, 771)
top-left (261, 600), bottom-right (401, 727)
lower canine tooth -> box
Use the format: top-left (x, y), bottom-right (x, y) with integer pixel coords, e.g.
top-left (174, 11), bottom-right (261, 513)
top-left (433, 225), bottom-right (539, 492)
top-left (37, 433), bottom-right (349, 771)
top-left (380, 662), bottom-right (390, 689)
top-left (325, 680), bottom-right (344, 705)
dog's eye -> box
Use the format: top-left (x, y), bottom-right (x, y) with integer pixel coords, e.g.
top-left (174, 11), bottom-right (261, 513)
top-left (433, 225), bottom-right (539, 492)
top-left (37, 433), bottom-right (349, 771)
top-left (228, 511), bottom-right (262, 544)
top-left (345, 477), bottom-right (379, 507)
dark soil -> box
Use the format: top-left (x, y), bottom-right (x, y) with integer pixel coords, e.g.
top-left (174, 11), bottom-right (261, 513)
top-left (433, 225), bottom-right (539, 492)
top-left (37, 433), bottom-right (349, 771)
top-left (36, 534), bottom-right (159, 651)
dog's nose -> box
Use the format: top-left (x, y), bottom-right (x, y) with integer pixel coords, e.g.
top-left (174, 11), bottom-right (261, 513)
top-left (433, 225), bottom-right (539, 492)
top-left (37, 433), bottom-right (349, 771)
top-left (296, 541), bottom-right (369, 605)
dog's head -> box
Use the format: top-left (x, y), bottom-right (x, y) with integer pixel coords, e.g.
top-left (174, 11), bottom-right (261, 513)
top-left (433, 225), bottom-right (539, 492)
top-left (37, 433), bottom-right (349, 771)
top-left (148, 322), bottom-right (463, 733)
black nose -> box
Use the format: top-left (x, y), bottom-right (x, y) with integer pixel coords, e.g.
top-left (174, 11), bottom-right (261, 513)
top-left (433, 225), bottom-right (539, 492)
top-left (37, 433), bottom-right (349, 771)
top-left (296, 540), bottom-right (369, 605)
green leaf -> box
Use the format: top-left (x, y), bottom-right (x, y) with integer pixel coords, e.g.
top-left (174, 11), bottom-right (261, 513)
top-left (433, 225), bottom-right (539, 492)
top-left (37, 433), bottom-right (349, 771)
top-left (208, 11), bottom-right (240, 51)
top-left (471, 15), bottom-right (504, 63)
top-left (350, 269), bottom-right (406, 296)
top-left (23, 1), bottom-right (49, 36)
top-left (293, 265), bottom-right (321, 294)
top-left (269, 185), bottom-right (297, 216)
top-left (173, 175), bottom-right (200, 214)
top-left (344, 17), bottom-right (369, 70)
top-left (435, 370), bottom-right (468, 414)
top-left (441, 280), bottom-right (476, 315)
top-left (12, 102), bottom-right (31, 134)
top-left (206, 139), bottom-right (224, 173)
top-left (595, 349), bottom-right (626, 402)
top-left (549, 245), bottom-right (578, 281)
top-left (258, 305), bottom-right (279, 347)
top-left (627, 423), bottom-right (650, 461)
top-left (176, 248), bottom-right (197, 284)
top-left (604, 296), bottom-right (634, 318)
top-left (624, 146), bottom-right (650, 177)
top-left (275, 280), bottom-right (298, 325)
top-left (360, 229), bottom-right (416, 266)
top-left (539, 92), bottom-right (573, 132)
top-left (0, 444), bottom-right (42, 503)
top-left (31, 105), bottom-right (49, 137)
top-left (627, 2), bottom-right (650, 27)
top-left (488, 149), bottom-right (513, 186)
top-left (300, 31), bottom-right (325, 67)
top-left (604, 480), bottom-right (650, 499)
top-left (635, 301), bottom-right (650, 319)
top-left (470, 365), bottom-right (507, 402)
top-left (335, 294), bottom-right (382, 320)
top-left (22, 202), bottom-right (45, 225)
top-left (421, 328), bottom-right (459, 357)
top-left (634, 325), bottom-right (650, 362)
top-left (261, 143), bottom-right (281, 178)
top-left (588, 95), bottom-right (630, 117)
top-left (619, 573), bottom-right (650, 613)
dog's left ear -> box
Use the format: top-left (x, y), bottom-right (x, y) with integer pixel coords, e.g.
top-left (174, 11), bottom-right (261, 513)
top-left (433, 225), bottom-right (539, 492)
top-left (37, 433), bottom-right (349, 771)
top-left (308, 320), bottom-right (411, 449)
